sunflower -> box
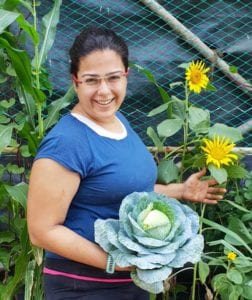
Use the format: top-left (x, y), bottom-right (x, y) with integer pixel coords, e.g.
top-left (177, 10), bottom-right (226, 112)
top-left (201, 136), bottom-right (238, 168)
top-left (185, 61), bottom-right (210, 93)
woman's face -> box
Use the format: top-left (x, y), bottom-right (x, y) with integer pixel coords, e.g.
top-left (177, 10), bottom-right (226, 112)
top-left (73, 49), bottom-right (127, 124)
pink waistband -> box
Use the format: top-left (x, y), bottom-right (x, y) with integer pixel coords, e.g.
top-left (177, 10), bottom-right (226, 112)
top-left (43, 267), bottom-right (133, 283)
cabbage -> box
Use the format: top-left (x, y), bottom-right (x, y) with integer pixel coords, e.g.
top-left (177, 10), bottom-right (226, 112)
top-left (95, 192), bottom-right (204, 294)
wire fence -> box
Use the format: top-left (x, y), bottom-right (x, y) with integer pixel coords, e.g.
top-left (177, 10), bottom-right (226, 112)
top-left (39, 0), bottom-right (251, 147)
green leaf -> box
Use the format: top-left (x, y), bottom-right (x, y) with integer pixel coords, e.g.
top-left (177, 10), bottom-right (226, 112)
top-left (16, 14), bottom-right (39, 46)
top-left (0, 115), bottom-right (10, 124)
top-left (38, 0), bottom-right (62, 68)
top-left (0, 9), bottom-right (20, 34)
top-left (226, 165), bottom-right (248, 179)
top-left (146, 127), bottom-right (163, 151)
top-left (198, 260), bottom-right (210, 284)
top-left (178, 62), bottom-right (190, 69)
top-left (4, 182), bottom-right (28, 209)
top-left (205, 83), bottom-right (217, 92)
top-left (226, 217), bottom-right (252, 245)
top-left (229, 286), bottom-right (243, 300)
top-left (227, 268), bottom-right (243, 284)
top-left (157, 85), bottom-right (170, 104)
top-left (229, 65), bottom-right (238, 73)
top-left (24, 260), bottom-right (36, 300)
top-left (188, 106), bottom-right (210, 133)
top-left (157, 119), bottom-right (183, 137)
top-left (20, 145), bottom-right (31, 158)
top-left (130, 63), bottom-right (156, 83)
top-left (44, 86), bottom-right (75, 131)
top-left (169, 81), bottom-right (183, 89)
top-left (211, 273), bottom-right (231, 293)
top-left (1, 251), bottom-right (30, 300)
top-left (157, 159), bottom-right (179, 184)
top-left (6, 163), bottom-right (24, 174)
top-left (208, 239), bottom-right (245, 257)
top-left (208, 164), bottom-right (227, 184)
top-left (0, 37), bottom-right (45, 103)
top-left (242, 283), bottom-right (252, 300)
top-left (209, 123), bottom-right (243, 142)
top-left (0, 231), bottom-right (15, 244)
top-left (170, 96), bottom-right (186, 120)
top-left (0, 248), bottom-right (11, 271)
top-left (148, 103), bottom-right (169, 117)
top-left (222, 200), bottom-right (250, 213)
top-left (202, 218), bottom-right (252, 255)
top-left (0, 98), bottom-right (15, 108)
top-left (0, 124), bottom-right (13, 154)
top-left (2, 0), bottom-right (20, 11)
top-left (16, 86), bottom-right (36, 129)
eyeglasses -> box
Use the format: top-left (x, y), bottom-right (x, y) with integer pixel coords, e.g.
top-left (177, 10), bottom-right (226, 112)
top-left (73, 71), bottom-right (128, 88)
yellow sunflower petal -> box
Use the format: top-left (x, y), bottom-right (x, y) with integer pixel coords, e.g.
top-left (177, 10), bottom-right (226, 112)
top-left (202, 136), bottom-right (237, 168)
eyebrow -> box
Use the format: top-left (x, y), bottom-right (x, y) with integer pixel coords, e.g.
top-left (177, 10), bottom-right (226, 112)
top-left (80, 70), bottom-right (123, 78)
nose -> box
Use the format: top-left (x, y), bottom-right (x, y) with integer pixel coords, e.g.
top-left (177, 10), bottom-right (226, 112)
top-left (97, 78), bottom-right (111, 95)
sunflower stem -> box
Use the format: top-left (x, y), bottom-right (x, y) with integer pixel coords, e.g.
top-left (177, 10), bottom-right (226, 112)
top-left (191, 204), bottom-right (206, 300)
top-left (181, 83), bottom-right (190, 180)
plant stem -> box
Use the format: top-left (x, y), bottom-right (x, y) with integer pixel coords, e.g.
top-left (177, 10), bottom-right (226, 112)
top-left (33, 0), bottom-right (44, 139)
top-left (181, 83), bottom-right (190, 179)
top-left (191, 204), bottom-right (206, 300)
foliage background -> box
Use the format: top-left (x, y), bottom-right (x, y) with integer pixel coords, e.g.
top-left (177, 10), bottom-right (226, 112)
top-left (5, 0), bottom-right (250, 146)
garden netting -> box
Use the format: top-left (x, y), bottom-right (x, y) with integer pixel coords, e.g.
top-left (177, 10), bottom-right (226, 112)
top-left (18, 1), bottom-right (252, 146)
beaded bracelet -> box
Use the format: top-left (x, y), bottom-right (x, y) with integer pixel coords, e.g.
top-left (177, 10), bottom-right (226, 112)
top-left (106, 254), bottom-right (115, 274)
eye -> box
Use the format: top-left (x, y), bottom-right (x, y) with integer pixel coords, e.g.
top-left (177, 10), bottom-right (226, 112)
top-left (107, 75), bottom-right (121, 82)
top-left (84, 78), bottom-right (99, 85)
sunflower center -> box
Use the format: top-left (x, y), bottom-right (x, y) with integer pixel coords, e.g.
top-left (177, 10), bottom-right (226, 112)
top-left (210, 146), bottom-right (226, 161)
top-left (191, 70), bottom-right (202, 84)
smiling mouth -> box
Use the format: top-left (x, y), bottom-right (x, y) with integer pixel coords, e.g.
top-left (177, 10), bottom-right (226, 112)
top-left (94, 98), bottom-right (114, 105)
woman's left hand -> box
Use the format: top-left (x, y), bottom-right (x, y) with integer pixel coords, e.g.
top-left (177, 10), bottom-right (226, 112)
top-left (181, 168), bottom-right (226, 204)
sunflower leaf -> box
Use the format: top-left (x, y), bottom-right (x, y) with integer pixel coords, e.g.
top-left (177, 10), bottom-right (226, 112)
top-left (208, 164), bottom-right (227, 184)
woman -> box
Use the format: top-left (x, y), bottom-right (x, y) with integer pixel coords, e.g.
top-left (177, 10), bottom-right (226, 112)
top-left (27, 27), bottom-right (225, 300)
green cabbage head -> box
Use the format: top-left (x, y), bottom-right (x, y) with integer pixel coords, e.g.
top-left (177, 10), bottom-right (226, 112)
top-left (95, 192), bottom-right (204, 294)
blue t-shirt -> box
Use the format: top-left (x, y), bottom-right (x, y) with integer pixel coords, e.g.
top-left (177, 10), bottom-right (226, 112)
top-left (36, 112), bottom-right (157, 258)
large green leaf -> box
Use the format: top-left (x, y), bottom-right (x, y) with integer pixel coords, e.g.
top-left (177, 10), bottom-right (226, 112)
top-left (16, 14), bottom-right (39, 46)
top-left (189, 106), bottom-right (210, 133)
top-left (157, 159), bottom-right (179, 184)
top-left (4, 182), bottom-right (28, 209)
top-left (157, 119), bottom-right (183, 137)
top-left (226, 165), bottom-right (248, 179)
top-left (44, 85), bottom-right (75, 131)
top-left (0, 37), bottom-right (45, 103)
top-left (146, 127), bottom-right (163, 151)
top-left (38, 0), bottom-right (62, 68)
top-left (24, 260), bottom-right (36, 300)
top-left (227, 269), bottom-right (243, 285)
top-left (148, 103), bottom-right (168, 117)
top-left (16, 85), bottom-right (36, 129)
top-left (202, 218), bottom-right (252, 255)
top-left (198, 260), bottom-right (210, 284)
top-left (2, 0), bottom-right (20, 10)
top-left (226, 217), bottom-right (252, 245)
top-left (0, 248), bottom-right (11, 271)
top-left (242, 283), bottom-right (252, 300)
top-left (170, 96), bottom-right (186, 120)
top-left (0, 9), bottom-right (20, 34)
top-left (208, 164), bottom-right (227, 184)
top-left (209, 123), bottom-right (243, 142)
top-left (0, 124), bottom-right (12, 154)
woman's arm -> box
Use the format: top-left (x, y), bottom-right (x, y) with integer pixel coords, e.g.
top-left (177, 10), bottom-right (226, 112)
top-left (27, 158), bottom-right (125, 271)
top-left (154, 169), bottom-right (226, 204)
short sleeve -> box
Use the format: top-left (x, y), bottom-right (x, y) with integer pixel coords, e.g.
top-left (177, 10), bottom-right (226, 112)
top-left (35, 133), bottom-right (89, 179)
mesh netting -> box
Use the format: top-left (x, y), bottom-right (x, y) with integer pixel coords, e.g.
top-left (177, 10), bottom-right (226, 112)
top-left (37, 1), bottom-right (252, 146)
